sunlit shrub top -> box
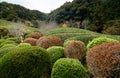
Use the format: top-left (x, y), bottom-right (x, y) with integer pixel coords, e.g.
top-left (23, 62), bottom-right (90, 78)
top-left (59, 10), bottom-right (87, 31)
top-left (47, 46), bottom-right (65, 66)
top-left (0, 46), bottom-right (51, 78)
top-left (87, 37), bottom-right (119, 50)
top-left (51, 58), bottom-right (90, 78)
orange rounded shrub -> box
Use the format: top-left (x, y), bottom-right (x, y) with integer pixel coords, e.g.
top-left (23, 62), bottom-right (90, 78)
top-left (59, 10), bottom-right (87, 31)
top-left (28, 32), bottom-right (43, 39)
top-left (64, 41), bottom-right (85, 60)
top-left (22, 38), bottom-right (37, 46)
top-left (36, 36), bottom-right (62, 49)
top-left (86, 42), bottom-right (120, 78)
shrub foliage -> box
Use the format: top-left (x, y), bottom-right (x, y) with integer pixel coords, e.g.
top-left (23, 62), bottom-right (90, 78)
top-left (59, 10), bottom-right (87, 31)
top-left (64, 41), bottom-right (86, 60)
top-left (0, 46), bottom-right (51, 78)
top-left (86, 42), bottom-right (120, 78)
top-left (87, 37), bottom-right (119, 50)
top-left (22, 37), bottom-right (37, 46)
top-left (28, 32), bottom-right (43, 39)
top-left (51, 58), bottom-right (90, 78)
top-left (36, 36), bottom-right (62, 49)
top-left (47, 46), bottom-right (65, 66)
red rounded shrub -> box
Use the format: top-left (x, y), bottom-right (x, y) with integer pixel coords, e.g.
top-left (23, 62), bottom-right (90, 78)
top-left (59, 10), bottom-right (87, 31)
top-left (86, 42), bottom-right (120, 78)
top-left (29, 32), bottom-right (43, 39)
top-left (22, 38), bottom-right (37, 46)
top-left (36, 36), bottom-right (62, 49)
top-left (64, 41), bottom-right (86, 60)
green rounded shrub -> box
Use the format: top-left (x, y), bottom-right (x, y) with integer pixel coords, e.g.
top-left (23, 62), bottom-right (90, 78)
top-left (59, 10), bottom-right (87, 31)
top-left (47, 46), bottom-right (65, 66)
top-left (1, 44), bottom-right (16, 49)
top-left (0, 39), bottom-right (6, 44)
top-left (86, 42), bottom-right (120, 78)
top-left (87, 37), bottom-right (119, 50)
top-left (6, 37), bottom-right (21, 44)
top-left (22, 37), bottom-right (37, 46)
top-left (0, 44), bottom-right (16, 58)
top-left (0, 40), bottom-right (17, 48)
top-left (0, 46), bottom-right (51, 78)
top-left (51, 58), bottom-right (90, 78)
top-left (36, 36), bottom-right (62, 49)
top-left (17, 43), bottom-right (31, 48)
top-left (64, 41), bottom-right (86, 60)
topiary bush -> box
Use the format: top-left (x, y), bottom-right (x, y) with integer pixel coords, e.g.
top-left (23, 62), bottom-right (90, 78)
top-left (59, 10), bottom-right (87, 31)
top-left (17, 43), bottom-right (31, 48)
top-left (36, 36), bottom-right (62, 49)
top-left (22, 37), bottom-right (37, 46)
top-left (28, 32), bottom-right (43, 39)
top-left (87, 37), bottom-right (119, 50)
top-left (86, 42), bottom-right (120, 78)
top-left (0, 40), bottom-right (17, 48)
top-left (0, 45), bottom-right (15, 58)
top-left (63, 40), bottom-right (75, 47)
top-left (6, 37), bottom-right (21, 44)
top-left (64, 41), bottom-right (86, 60)
top-left (0, 39), bottom-right (6, 44)
top-left (47, 46), bottom-right (65, 66)
top-left (1, 44), bottom-right (16, 49)
top-left (0, 46), bottom-right (51, 78)
top-left (51, 58), bottom-right (90, 78)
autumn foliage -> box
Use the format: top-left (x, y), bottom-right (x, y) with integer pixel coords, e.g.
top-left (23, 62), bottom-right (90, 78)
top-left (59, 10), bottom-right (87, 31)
top-left (64, 41), bottom-right (86, 60)
top-left (22, 37), bottom-right (37, 46)
top-left (28, 32), bottom-right (43, 39)
top-left (36, 36), bottom-right (62, 49)
top-left (86, 42), bottom-right (120, 78)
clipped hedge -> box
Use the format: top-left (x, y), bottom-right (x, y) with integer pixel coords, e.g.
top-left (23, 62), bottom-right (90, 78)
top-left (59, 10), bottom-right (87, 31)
top-left (22, 37), bottom-right (37, 46)
top-left (17, 43), bottom-right (31, 48)
top-left (51, 58), bottom-right (90, 78)
top-left (6, 37), bottom-right (21, 44)
top-left (0, 46), bottom-right (51, 78)
top-left (64, 41), bottom-right (86, 60)
top-left (86, 42), bottom-right (120, 78)
top-left (0, 40), bottom-right (17, 48)
top-left (28, 32), bottom-right (43, 39)
top-left (87, 37), bottom-right (119, 50)
top-left (47, 46), bottom-right (65, 66)
top-left (0, 44), bottom-right (15, 58)
top-left (36, 36), bottom-right (62, 49)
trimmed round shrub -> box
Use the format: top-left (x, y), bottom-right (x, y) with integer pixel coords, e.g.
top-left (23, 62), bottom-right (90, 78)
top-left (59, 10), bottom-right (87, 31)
top-left (0, 46), bottom-right (51, 78)
top-left (63, 40), bottom-right (75, 47)
top-left (6, 37), bottom-right (21, 44)
top-left (47, 46), bottom-right (65, 66)
top-left (0, 40), bottom-right (17, 48)
top-left (22, 37), bottom-right (37, 46)
top-left (28, 32), bottom-right (43, 39)
top-left (87, 37), bottom-right (119, 50)
top-left (0, 39), bottom-right (6, 44)
top-left (1, 44), bottom-right (16, 48)
top-left (86, 42), bottom-right (120, 78)
top-left (64, 41), bottom-right (86, 60)
top-left (17, 43), bottom-right (31, 48)
top-left (36, 36), bottom-right (62, 49)
top-left (0, 44), bottom-right (16, 58)
top-left (51, 58), bottom-right (90, 78)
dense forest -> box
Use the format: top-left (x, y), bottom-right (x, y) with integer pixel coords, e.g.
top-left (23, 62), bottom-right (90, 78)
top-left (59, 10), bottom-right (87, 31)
top-left (0, 2), bottom-right (47, 21)
top-left (0, 0), bottom-right (120, 34)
